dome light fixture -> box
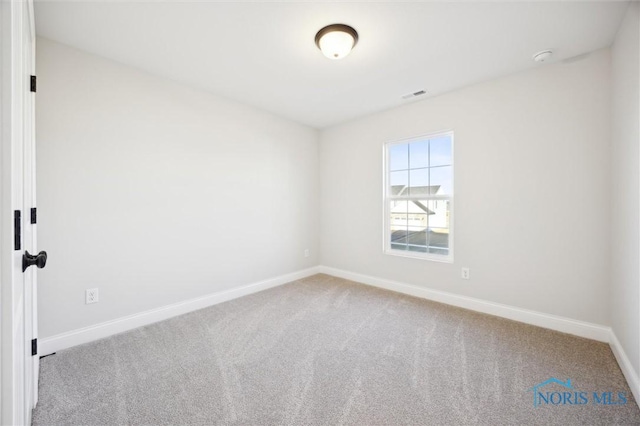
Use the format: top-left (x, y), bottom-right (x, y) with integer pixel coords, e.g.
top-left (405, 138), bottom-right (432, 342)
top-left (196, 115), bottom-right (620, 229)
top-left (315, 24), bottom-right (359, 60)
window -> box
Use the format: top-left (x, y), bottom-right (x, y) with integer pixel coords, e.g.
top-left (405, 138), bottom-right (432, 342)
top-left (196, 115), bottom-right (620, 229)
top-left (384, 131), bottom-right (453, 262)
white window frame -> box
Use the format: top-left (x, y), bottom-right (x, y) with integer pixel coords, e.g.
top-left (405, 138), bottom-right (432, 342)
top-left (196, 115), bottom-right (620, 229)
top-left (383, 130), bottom-right (454, 263)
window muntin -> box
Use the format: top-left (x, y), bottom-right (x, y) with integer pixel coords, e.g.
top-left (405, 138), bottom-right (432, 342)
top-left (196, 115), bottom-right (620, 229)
top-left (384, 131), bottom-right (453, 261)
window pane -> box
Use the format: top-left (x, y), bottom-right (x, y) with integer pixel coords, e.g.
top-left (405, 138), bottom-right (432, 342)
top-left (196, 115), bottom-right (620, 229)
top-left (391, 241), bottom-right (408, 251)
top-left (429, 166), bottom-right (453, 195)
top-left (430, 135), bottom-right (452, 167)
top-left (407, 226), bottom-right (428, 253)
top-left (390, 201), bottom-right (433, 253)
top-left (428, 246), bottom-right (449, 256)
top-left (389, 143), bottom-right (408, 171)
top-left (426, 200), bottom-right (450, 230)
top-left (409, 140), bottom-right (428, 169)
top-left (426, 199), bottom-right (450, 254)
top-left (390, 229), bottom-right (408, 251)
top-left (390, 201), bottom-right (408, 251)
top-left (408, 212), bottom-right (428, 229)
top-left (409, 168), bottom-right (428, 196)
top-left (390, 201), bottom-right (408, 228)
top-left (428, 229), bottom-right (449, 255)
top-left (389, 170), bottom-right (408, 196)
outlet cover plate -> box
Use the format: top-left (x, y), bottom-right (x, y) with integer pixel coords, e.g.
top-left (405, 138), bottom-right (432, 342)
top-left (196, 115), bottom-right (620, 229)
top-left (461, 268), bottom-right (470, 280)
top-left (86, 288), bottom-right (99, 304)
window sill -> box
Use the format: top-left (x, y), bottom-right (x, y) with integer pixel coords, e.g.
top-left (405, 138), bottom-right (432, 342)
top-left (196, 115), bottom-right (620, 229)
top-left (384, 248), bottom-right (453, 264)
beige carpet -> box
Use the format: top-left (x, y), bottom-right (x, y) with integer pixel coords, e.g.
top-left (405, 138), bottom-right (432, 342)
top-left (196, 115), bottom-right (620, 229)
top-left (33, 274), bottom-right (640, 425)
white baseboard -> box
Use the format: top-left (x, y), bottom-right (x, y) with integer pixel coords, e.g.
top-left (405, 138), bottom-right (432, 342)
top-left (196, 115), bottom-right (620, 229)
top-left (39, 266), bottom-right (320, 355)
top-left (609, 330), bottom-right (640, 404)
top-left (318, 266), bottom-right (611, 343)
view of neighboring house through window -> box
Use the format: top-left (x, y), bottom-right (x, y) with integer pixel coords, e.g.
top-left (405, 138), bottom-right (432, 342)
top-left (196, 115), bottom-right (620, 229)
top-left (384, 131), bottom-right (453, 261)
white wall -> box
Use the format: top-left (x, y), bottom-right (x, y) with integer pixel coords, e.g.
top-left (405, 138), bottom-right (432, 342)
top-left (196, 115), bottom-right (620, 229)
top-left (36, 38), bottom-right (319, 338)
top-left (320, 49), bottom-right (611, 325)
top-left (36, 31), bottom-right (626, 352)
top-left (611, 3), bottom-right (640, 378)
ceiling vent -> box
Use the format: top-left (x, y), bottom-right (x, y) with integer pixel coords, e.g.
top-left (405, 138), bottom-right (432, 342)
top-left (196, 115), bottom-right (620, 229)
top-left (402, 90), bottom-right (427, 100)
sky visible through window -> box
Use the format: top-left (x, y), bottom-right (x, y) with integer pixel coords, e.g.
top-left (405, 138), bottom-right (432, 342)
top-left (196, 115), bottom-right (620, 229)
top-left (389, 135), bottom-right (453, 194)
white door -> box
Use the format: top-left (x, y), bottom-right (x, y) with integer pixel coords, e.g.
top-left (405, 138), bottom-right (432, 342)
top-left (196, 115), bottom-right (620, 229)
top-left (1, 0), bottom-right (41, 424)
top-left (23, 0), bottom-right (40, 417)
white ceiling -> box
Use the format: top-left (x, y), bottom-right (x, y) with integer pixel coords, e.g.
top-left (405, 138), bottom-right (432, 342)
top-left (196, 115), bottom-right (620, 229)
top-left (35, 1), bottom-right (628, 129)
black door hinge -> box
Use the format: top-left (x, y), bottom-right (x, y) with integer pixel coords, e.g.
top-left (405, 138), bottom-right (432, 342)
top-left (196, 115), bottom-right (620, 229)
top-left (30, 207), bottom-right (37, 224)
top-left (14, 210), bottom-right (21, 250)
top-left (30, 75), bottom-right (36, 93)
top-left (31, 339), bottom-right (37, 356)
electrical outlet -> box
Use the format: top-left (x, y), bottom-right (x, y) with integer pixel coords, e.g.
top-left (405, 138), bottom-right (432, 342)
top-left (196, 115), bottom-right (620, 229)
top-left (461, 268), bottom-right (470, 280)
top-left (86, 288), bottom-right (99, 304)
top-left (304, 249), bottom-right (310, 258)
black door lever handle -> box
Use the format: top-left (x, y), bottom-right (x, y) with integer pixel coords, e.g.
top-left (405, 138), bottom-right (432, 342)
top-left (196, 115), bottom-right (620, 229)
top-left (23, 250), bottom-right (47, 272)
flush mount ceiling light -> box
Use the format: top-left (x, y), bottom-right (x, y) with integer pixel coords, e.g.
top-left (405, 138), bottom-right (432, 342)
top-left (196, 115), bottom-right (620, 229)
top-left (315, 24), bottom-right (359, 60)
